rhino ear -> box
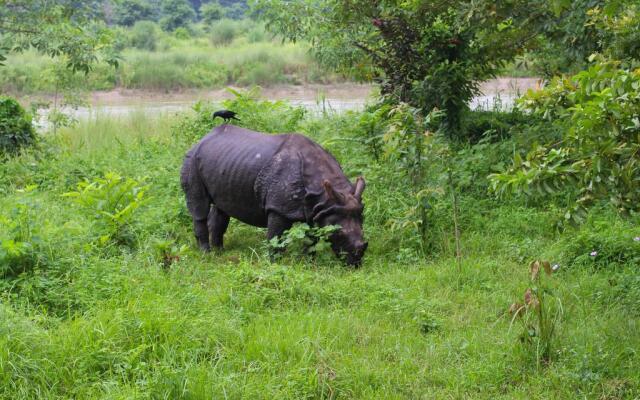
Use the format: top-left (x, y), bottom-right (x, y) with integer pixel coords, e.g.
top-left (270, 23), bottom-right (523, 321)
top-left (323, 180), bottom-right (340, 202)
top-left (353, 176), bottom-right (366, 201)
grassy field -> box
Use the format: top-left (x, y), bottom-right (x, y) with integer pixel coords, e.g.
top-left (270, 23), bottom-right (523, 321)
top-left (0, 100), bottom-right (639, 398)
top-left (0, 20), bottom-right (343, 95)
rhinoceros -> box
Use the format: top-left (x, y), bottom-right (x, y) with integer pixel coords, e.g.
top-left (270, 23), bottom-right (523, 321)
top-left (180, 124), bottom-right (368, 265)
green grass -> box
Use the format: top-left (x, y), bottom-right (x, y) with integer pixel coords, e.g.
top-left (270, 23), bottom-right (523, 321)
top-left (0, 108), bottom-right (639, 399)
top-left (0, 23), bottom-right (343, 95)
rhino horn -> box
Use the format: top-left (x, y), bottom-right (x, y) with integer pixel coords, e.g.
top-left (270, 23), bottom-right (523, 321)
top-left (353, 176), bottom-right (366, 201)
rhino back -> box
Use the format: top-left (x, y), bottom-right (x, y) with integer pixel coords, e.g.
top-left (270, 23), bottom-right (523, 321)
top-left (194, 125), bottom-right (286, 226)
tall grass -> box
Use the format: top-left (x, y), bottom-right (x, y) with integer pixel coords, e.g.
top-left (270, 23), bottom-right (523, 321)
top-left (0, 21), bottom-right (343, 95)
top-left (0, 107), bottom-right (638, 398)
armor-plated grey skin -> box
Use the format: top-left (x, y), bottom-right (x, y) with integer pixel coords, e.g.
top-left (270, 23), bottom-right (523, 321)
top-left (181, 124), bottom-right (368, 266)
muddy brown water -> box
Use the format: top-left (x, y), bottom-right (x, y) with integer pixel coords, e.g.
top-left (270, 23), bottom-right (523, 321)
top-left (34, 79), bottom-right (542, 131)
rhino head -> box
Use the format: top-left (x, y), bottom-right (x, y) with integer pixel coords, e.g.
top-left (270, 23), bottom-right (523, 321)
top-left (311, 177), bottom-right (368, 266)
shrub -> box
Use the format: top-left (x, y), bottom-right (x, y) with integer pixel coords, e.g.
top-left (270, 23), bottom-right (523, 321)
top-left (173, 88), bottom-right (306, 143)
top-left (210, 19), bottom-right (237, 46)
top-left (460, 108), bottom-right (533, 143)
top-left (508, 260), bottom-right (562, 365)
top-left (491, 59), bottom-right (640, 223)
top-left (220, 87), bottom-right (306, 133)
top-left (559, 215), bottom-right (640, 269)
top-left (114, 0), bottom-right (155, 27)
top-left (246, 22), bottom-right (267, 43)
top-left (0, 96), bottom-right (37, 156)
top-left (64, 172), bottom-right (149, 246)
top-left (159, 0), bottom-right (196, 32)
top-left (0, 195), bottom-right (44, 278)
top-left (200, 1), bottom-right (224, 24)
top-left (268, 223), bottom-right (339, 261)
top-left (173, 27), bottom-right (191, 40)
top-left (129, 21), bottom-right (159, 51)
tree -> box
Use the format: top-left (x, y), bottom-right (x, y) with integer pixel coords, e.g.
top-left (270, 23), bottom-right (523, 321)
top-left (0, 0), bottom-right (118, 73)
top-left (159, 0), bottom-right (196, 32)
top-left (113, 0), bottom-right (155, 27)
top-left (252, 0), bottom-right (542, 138)
top-left (524, 0), bottom-right (640, 77)
top-left (490, 58), bottom-right (640, 221)
top-left (200, 1), bottom-right (224, 24)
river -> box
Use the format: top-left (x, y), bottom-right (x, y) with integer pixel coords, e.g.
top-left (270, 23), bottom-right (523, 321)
top-left (34, 78), bottom-right (541, 131)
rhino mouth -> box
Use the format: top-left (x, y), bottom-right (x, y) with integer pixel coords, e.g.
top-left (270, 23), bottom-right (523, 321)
top-left (333, 241), bottom-right (368, 267)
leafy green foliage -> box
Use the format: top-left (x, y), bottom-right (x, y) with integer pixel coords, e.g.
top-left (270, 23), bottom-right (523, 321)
top-left (201, 1), bottom-right (225, 24)
top-left (0, 0), bottom-right (119, 73)
top-left (559, 215), bottom-right (640, 268)
top-left (113, 0), bottom-right (156, 27)
top-left (152, 238), bottom-right (189, 268)
top-left (220, 87), bottom-right (306, 132)
top-left (160, 0), bottom-right (197, 32)
top-left (490, 59), bottom-right (640, 223)
top-left (129, 21), bottom-right (159, 51)
top-left (509, 260), bottom-right (562, 365)
top-left (173, 88), bottom-right (306, 146)
top-left (209, 18), bottom-right (239, 45)
top-left (0, 96), bottom-right (36, 156)
top-left (526, 0), bottom-right (640, 77)
top-left (0, 104), bottom-right (639, 398)
top-left (252, 0), bottom-right (541, 137)
top-left (268, 223), bottom-right (339, 261)
top-left (0, 188), bottom-right (43, 278)
top-left (64, 172), bottom-right (149, 245)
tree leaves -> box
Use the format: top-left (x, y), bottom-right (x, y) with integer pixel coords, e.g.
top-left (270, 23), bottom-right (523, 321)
top-left (490, 59), bottom-right (640, 222)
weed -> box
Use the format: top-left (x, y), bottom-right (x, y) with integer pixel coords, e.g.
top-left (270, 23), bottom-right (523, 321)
top-left (63, 172), bottom-right (149, 246)
top-left (509, 260), bottom-right (563, 365)
top-left (268, 223), bottom-right (339, 262)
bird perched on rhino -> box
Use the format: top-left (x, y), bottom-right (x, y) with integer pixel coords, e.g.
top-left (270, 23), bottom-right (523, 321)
top-left (212, 110), bottom-right (240, 123)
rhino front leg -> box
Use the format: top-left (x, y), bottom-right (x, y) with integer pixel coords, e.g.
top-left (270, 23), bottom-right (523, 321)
top-left (208, 207), bottom-right (230, 249)
top-left (267, 213), bottom-right (293, 261)
top-left (267, 212), bottom-right (293, 241)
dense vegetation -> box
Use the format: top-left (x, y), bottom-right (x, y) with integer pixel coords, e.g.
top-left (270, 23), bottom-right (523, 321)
top-left (1, 0), bottom-right (639, 398)
top-left (1, 92), bottom-right (638, 398)
top-left (0, 19), bottom-right (340, 95)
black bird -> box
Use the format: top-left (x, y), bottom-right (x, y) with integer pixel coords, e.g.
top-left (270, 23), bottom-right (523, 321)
top-left (212, 109), bottom-right (240, 123)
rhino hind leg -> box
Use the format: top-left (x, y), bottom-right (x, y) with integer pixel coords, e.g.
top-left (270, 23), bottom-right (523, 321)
top-left (208, 207), bottom-right (230, 249)
top-left (189, 198), bottom-right (211, 252)
top-left (182, 156), bottom-right (213, 251)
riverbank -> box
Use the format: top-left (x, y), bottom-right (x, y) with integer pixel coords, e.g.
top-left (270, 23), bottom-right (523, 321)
top-left (17, 78), bottom-right (541, 107)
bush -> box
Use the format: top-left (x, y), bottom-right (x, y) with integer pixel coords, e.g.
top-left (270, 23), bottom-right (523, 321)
top-left (210, 19), bottom-right (237, 46)
top-left (200, 1), bottom-right (224, 24)
top-left (0, 195), bottom-right (44, 278)
top-left (460, 108), bottom-right (534, 143)
top-left (0, 96), bottom-right (37, 157)
top-left (160, 0), bottom-right (196, 32)
top-left (559, 215), bottom-right (640, 269)
top-left (114, 0), bottom-right (155, 27)
top-left (491, 59), bottom-right (640, 223)
top-left (173, 26), bottom-right (191, 40)
top-left (64, 172), bottom-right (149, 246)
top-left (268, 223), bottom-right (339, 262)
top-left (129, 21), bottom-right (159, 51)
top-left (173, 88), bottom-right (306, 142)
